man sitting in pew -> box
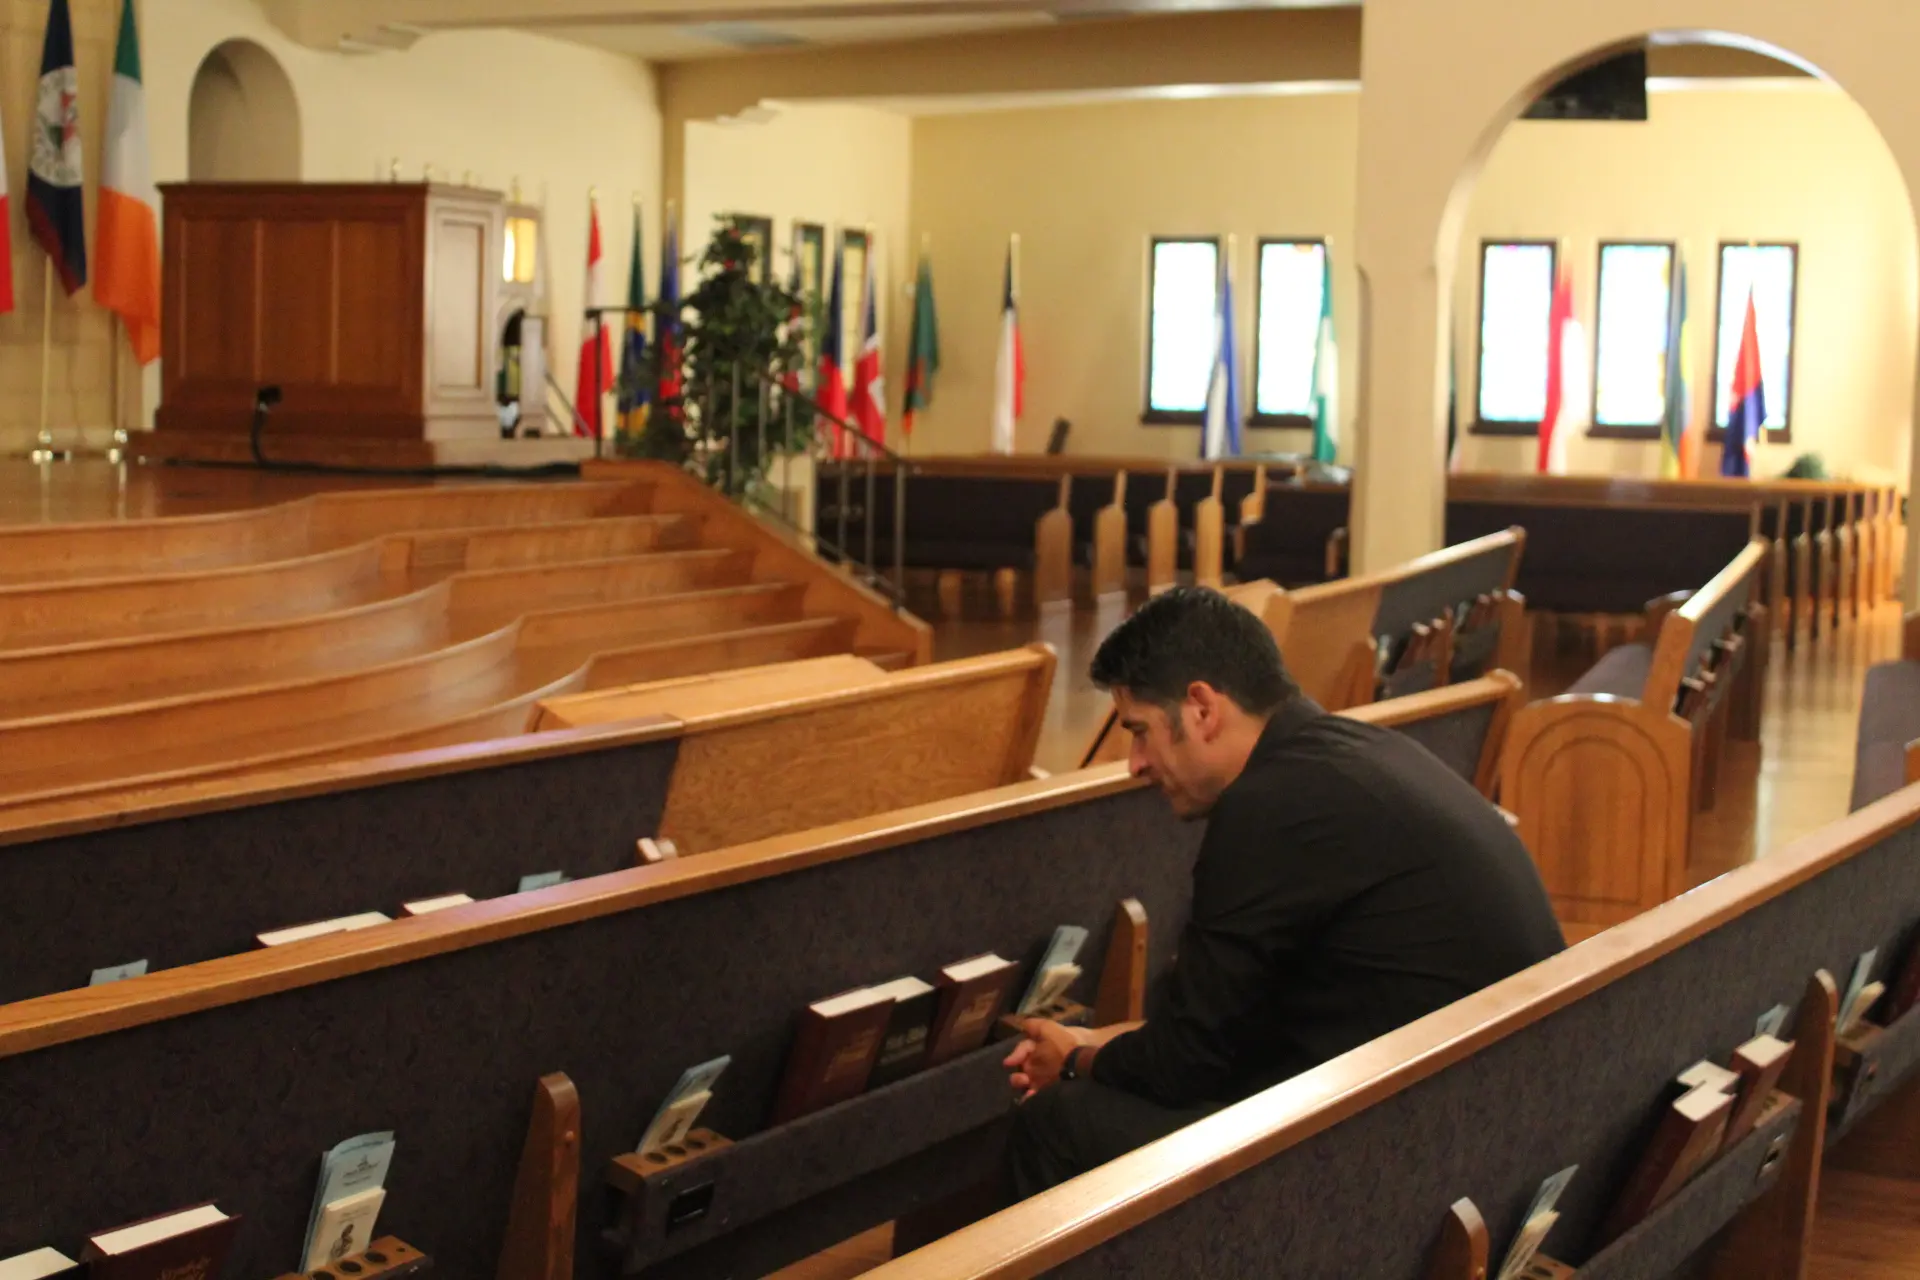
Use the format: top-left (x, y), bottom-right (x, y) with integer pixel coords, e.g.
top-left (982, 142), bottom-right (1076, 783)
top-left (1001, 587), bottom-right (1564, 1195)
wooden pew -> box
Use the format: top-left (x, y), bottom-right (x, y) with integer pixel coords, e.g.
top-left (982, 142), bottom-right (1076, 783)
top-left (1448, 472), bottom-right (1894, 646)
top-left (1080, 534), bottom-right (1525, 766)
top-left (0, 670), bottom-right (1518, 1280)
top-left (1501, 540), bottom-right (1770, 935)
top-left (0, 647), bottom-right (1056, 1005)
top-left (1230, 477), bottom-right (1351, 586)
top-left (0, 480), bottom-right (652, 585)
top-left (1849, 612), bottom-right (1920, 811)
top-left (869, 778), bottom-right (1920, 1280)
top-left (1262, 529), bottom-right (1527, 711)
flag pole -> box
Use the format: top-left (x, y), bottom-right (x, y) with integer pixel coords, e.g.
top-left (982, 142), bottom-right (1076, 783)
top-left (1010, 232), bottom-right (1020, 304)
top-left (109, 314), bottom-right (126, 464)
top-left (33, 258), bottom-right (54, 464)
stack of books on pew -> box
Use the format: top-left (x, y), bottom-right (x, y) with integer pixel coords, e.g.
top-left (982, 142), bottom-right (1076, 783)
top-left (770, 925), bottom-right (1091, 1124)
top-left (254, 893), bottom-right (478, 947)
top-left (1593, 1031), bottom-right (1796, 1247)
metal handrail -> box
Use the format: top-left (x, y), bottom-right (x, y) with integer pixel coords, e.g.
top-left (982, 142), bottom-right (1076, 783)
top-left (727, 365), bottom-right (911, 607)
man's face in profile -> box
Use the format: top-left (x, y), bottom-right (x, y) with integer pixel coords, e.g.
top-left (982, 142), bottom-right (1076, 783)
top-left (1113, 687), bottom-right (1228, 820)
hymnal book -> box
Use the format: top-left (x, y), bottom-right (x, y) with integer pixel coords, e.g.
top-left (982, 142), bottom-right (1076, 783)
top-left (636, 1055), bottom-right (731, 1155)
top-left (1494, 1165), bottom-right (1577, 1280)
top-left (769, 987), bottom-right (896, 1123)
top-left (518, 870), bottom-right (569, 892)
top-left (1596, 1083), bottom-right (1734, 1245)
top-left (89, 959), bottom-right (148, 986)
top-left (925, 953), bottom-right (1020, 1067)
top-left (1755, 1004), bottom-right (1790, 1039)
top-left (1841, 982), bottom-right (1887, 1038)
top-left (1676, 1060), bottom-right (1740, 1096)
top-left (300, 1131), bottom-right (396, 1270)
top-left (637, 838), bottom-right (680, 864)
top-left (1017, 927), bottom-right (1089, 1015)
top-left (303, 1187), bottom-right (385, 1271)
top-left (1722, 1034), bottom-right (1795, 1150)
top-left (0, 1248), bottom-right (77, 1280)
top-left (83, 1203), bottom-right (238, 1280)
top-left (1840, 950), bottom-right (1879, 1027)
top-left (257, 912), bottom-right (391, 947)
top-left (867, 976), bottom-right (940, 1089)
top-left (400, 893), bottom-right (473, 916)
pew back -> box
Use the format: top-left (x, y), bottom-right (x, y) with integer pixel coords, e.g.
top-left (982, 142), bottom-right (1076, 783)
top-left (0, 647), bottom-right (1057, 1004)
top-left (0, 668), bottom-right (1530, 1279)
top-left (871, 784), bottom-right (1920, 1280)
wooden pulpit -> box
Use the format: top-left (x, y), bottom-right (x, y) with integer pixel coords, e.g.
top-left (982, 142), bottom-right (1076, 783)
top-left (155, 182), bottom-right (510, 463)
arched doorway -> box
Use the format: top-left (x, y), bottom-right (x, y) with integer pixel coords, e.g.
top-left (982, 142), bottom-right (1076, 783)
top-left (188, 39), bottom-right (301, 181)
top-left (1349, 3), bottom-right (1920, 583)
top-left (1444, 46), bottom-right (1916, 486)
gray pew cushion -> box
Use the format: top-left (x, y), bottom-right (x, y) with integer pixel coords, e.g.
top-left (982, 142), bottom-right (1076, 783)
top-left (1858, 661), bottom-right (1920, 746)
top-left (1852, 743), bottom-right (1912, 812)
top-left (1564, 642), bottom-right (1653, 700)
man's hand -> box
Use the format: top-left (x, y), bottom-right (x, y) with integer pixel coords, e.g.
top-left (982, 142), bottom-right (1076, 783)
top-left (1003, 1018), bottom-right (1094, 1098)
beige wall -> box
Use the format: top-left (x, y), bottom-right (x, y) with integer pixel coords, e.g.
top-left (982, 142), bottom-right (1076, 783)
top-left (901, 80), bottom-right (1914, 480)
top-left (0, 0), bottom-right (663, 447)
top-left (906, 92), bottom-right (1362, 459)
top-left (682, 103), bottom-right (911, 438)
top-left (1350, 0), bottom-right (1920, 578)
top-left (1450, 85), bottom-right (1916, 485)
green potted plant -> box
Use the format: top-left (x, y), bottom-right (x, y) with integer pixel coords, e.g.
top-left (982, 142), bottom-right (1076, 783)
top-left (615, 216), bottom-right (813, 502)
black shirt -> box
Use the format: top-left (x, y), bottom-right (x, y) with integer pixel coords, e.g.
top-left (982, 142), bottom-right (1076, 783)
top-left (1092, 696), bottom-right (1565, 1109)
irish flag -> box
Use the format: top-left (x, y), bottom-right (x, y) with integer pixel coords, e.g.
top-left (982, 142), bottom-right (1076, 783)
top-left (95, 0), bottom-right (160, 363)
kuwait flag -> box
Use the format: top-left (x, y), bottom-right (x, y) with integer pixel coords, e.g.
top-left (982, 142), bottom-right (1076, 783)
top-left (849, 238), bottom-right (884, 448)
top-left (95, 0), bottom-right (161, 363)
top-left (573, 196), bottom-right (613, 438)
top-left (816, 236), bottom-right (849, 452)
top-left (990, 237), bottom-right (1023, 455)
top-left (27, 0), bottom-right (87, 296)
top-left (1720, 290), bottom-right (1766, 479)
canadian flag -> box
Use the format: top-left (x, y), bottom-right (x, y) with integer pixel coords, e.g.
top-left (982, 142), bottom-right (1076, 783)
top-left (574, 197), bottom-right (613, 438)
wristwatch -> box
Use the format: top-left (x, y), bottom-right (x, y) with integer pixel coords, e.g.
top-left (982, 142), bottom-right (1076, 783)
top-left (1061, 1046), bottom-right (1088, 1081)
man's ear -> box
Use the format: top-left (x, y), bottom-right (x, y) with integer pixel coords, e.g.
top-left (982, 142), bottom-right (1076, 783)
top-left (1186, 681), bottom-right (1225, 741)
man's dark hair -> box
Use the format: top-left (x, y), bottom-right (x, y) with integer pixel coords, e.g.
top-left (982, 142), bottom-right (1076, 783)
top-left (1090, 586), bottom-right (1298, 716)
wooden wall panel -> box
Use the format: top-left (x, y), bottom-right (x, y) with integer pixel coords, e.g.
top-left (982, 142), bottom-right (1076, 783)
top-left (336, 216), bottom-right (413, 396)
top-left (176, 217), bottom-right (260, 386)
top-left (259, 220), bottom-right (336, 386)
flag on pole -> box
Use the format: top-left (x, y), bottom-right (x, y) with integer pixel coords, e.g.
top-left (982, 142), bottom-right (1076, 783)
top-left (1535, 265), bottom-right (1574, 474)
top-left (901, 251), bottom-right (939, 435)
top-left (27, 0), bottom-right (87, 295)
top-left (616, 203), bottom-right (648, 434)
top-left (0, 84), bottom-right (13, 314)
top-left (990, 238), bottom-right (1023, 455)
top-left (816, 234), bottom-right (850, 453)
top-left (1201, 271), bottom-right (1242, 461)
top-left (1309, 249), bottom-right (1338, 464)
top-left (1721, 290), bottom-right (1766, 479)
top-left (1446, 333), bottom-right (1463, 473)
top-left (95, 0), bottom-right (159, 363)
top-left (1659, 252), bottom-right (1691, 478)
top-left (574, 196), bottom-right (613, 438)
top-left (849, 237), bottom-right (885, 449)
top-left (657, 213), bottom-right (682, 411)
